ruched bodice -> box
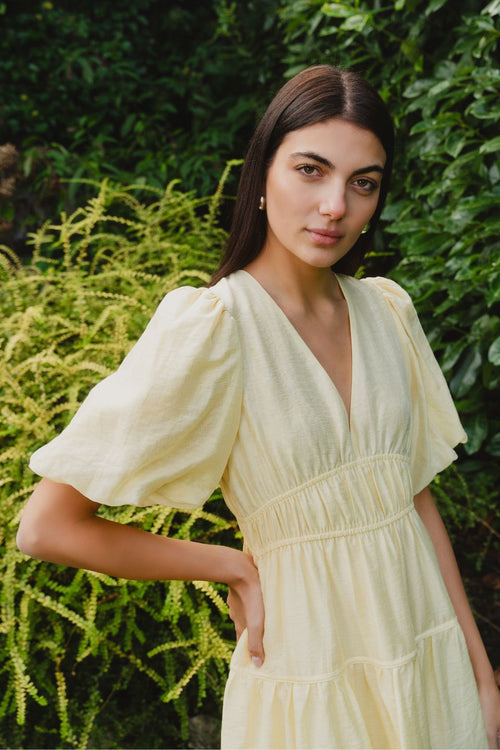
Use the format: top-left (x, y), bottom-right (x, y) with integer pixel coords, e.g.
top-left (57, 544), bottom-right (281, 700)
top-left (30, 270), bottom-right (488, 749)
top-left (236, 454), bottom-right (413, 555)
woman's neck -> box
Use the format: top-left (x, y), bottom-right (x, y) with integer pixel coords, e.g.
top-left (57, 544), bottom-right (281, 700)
top-left (244, 250), bottom-right (344, 314)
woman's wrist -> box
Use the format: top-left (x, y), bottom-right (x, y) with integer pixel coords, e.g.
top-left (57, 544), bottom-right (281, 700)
top-left (221, 547), bottom-right (259, 590)
top-left (477, 672), bottom-right (499, 693)
top-left (463, 640), bottom-right (497, 692)
top-left (186, 539), bottom-right (257, 588)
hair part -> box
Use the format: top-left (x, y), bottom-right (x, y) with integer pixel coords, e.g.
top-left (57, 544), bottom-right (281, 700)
top-left (210, 65), bottom-right (394, 285)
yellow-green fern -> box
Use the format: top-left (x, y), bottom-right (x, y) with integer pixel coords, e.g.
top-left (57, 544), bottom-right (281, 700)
top-left (0, 172), bottom-right (240, 748)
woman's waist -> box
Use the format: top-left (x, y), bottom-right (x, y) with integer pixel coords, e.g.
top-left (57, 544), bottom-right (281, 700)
top-left (234, 454), bottom-right (414, 555)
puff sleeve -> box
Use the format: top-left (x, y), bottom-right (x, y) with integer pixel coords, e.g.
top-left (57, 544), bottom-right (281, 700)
top-left (364, 277), bottom-right (467, 494)
top-left (29, 287), bottom-right (243, 510)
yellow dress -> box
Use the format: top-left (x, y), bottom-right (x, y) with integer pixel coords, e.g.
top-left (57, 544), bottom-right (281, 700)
top-left (30, 271), bottom-right (488, 749)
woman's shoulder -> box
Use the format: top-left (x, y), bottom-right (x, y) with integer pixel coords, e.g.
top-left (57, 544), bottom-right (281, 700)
top-left (340, 274), bottom-right (415, 318)
top-left (124, 282), bottom-right (242, 364)
top-left (340, 273), bottom-right (411, 303)
top-left (209, 269), bottom-right (256, 321)
top-left (339, 274), bottom-right (422, 341)
top-left (158, 282), bottom-right (228, 314)
top-left (359, 275), bottom-right (412, 302)
top-left (151, 270), bottom-right (265, 342)
top-left (153, 281), bottom-right (239, 331)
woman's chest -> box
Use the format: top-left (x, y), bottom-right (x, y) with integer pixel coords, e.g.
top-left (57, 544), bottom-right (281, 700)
top-left (285, 299), bottom-right (352, 422)
top-left (225, 289), bottom-right (414, 505)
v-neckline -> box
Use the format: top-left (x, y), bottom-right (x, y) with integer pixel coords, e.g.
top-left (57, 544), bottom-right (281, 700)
top-left (238, 269), bottom-right (356, 430)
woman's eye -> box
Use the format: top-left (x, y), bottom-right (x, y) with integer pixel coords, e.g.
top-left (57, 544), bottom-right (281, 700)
top-left (298, 164), bottom-right (320, 176)
top-left (353, 178), bottom-right (378, 193)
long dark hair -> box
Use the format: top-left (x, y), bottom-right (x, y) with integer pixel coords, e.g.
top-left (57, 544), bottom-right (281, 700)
top-left (210, 65), bottom-right (394, 285)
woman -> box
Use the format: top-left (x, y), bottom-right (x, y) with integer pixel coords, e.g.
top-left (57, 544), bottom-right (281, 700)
top-left (18, 66), bottom-right (499, 749)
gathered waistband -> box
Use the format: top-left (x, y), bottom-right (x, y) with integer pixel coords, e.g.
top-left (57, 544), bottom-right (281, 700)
top-left (236, 453), bottom-right (415, 555)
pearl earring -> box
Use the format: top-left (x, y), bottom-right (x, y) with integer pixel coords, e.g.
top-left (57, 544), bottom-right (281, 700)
top-left (361, 223), bottom-right (370, 234)
top-left (259, 196), bottom-right (266, 211)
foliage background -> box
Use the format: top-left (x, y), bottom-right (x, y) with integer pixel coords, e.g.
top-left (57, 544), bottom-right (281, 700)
top-left (1, 0), bottom-right (499, 747)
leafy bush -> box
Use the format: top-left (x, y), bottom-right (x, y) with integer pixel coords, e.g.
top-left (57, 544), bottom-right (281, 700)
top-left (0, 0), bottom-right (284, 246)
top-left (0, 175), bottom-right (241, 748)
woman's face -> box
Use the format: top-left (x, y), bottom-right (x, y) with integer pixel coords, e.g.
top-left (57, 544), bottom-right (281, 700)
top-left (261, 118), bottom-right (386, 270)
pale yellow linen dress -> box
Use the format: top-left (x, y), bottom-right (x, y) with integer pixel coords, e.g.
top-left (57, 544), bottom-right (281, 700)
top-left (30, 270), bottom-right (488, 749)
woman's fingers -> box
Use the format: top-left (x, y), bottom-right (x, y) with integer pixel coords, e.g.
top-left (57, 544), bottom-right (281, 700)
top-left (478, 682), bottom-right (500, 749)
top-left (227, 552), bottom-right (265, 664)
top-left (244, 571), bottom-right (265, 667)
top-left (246, 611), bottom-right (265, 667)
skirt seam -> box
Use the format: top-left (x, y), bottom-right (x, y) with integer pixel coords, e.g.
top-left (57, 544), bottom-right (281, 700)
top-left (229, 617), bottom-right (460, 685)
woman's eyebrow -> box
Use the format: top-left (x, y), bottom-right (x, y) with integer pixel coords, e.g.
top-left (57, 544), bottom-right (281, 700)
top-left (290, 151), bottom-right (333, 168)
top-left (352, 164), bottom-right (385, 176)
top-left (290, 151), bottom-right (385, 175)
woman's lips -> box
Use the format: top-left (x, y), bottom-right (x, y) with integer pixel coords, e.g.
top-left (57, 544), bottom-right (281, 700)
top-left (306, 228), bottom-right (344, 245)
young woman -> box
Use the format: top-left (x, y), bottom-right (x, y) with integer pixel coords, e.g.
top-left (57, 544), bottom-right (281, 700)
top-left (18, 66), bottom-right (499, 749)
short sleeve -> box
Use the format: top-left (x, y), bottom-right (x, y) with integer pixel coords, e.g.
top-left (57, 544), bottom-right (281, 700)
top-left (29, 286), bottom-right (243, 510)
top-left (364, 276), bottom-right (467, 494)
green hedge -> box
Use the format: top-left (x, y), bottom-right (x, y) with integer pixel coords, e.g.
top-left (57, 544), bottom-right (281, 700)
top-left (0, 0), bottom-right (283, 228)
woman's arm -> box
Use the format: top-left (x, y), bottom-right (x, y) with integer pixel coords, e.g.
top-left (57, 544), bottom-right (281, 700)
top-left (414, 486), bottom-right (500, 749)
top-left (17, 478), bottom-right (265, 665)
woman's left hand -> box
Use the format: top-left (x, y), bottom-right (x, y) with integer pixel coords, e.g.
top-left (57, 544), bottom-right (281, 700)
top-left (478, 680), bottom-right (500, 749)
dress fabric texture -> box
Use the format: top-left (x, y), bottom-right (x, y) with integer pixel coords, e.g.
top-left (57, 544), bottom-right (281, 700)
top-left (30, 270), bottom-right (488, 750)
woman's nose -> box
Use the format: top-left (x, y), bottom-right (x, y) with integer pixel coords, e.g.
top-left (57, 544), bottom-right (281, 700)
top-left (319, 186), bottom-right (346, 220)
